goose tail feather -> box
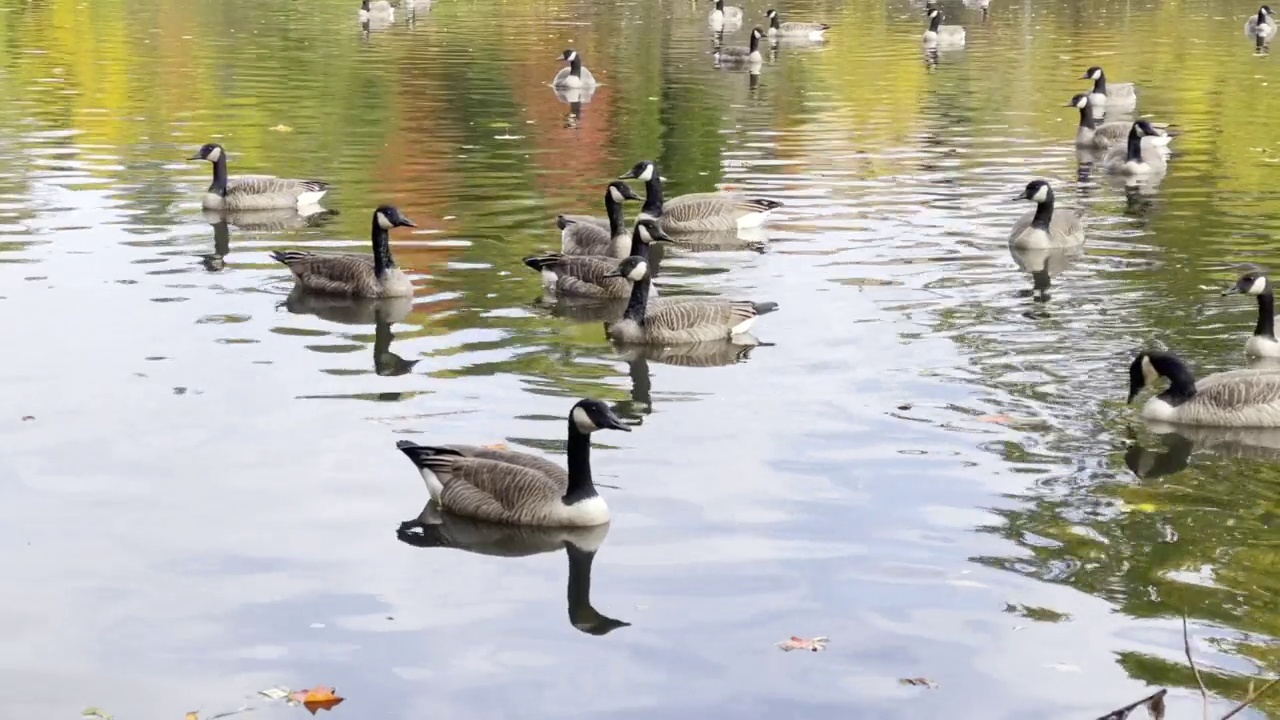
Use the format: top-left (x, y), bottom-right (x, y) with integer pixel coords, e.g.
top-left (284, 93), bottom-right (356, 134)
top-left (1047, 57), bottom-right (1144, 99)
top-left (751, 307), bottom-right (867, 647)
top-left (396, 441), bottom-right (465, 469)
top-left (270, 250), bottom-right (310, 266)
top-left (746, 197), bottom-right (783, 211)
top-left (523, 253), bottom-right (562, 271)
top-left (556, 214), bottom-right (575, 230)
top-left (753, 301), bottom-right (780, 315)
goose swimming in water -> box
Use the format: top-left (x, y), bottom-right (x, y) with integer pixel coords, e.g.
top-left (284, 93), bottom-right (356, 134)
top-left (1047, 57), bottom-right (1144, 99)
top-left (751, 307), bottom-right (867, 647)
top-left (556, 181), bottom-right (642, 258)
top-left (1246, 5), bottom-right (1277, 37)
top-left (765, 9), bottom-right (829, 40)
top-left (553, 49), bottom-right (597, 89)
top-left (1081, 66), bottom-right (1137, 112)
top-left (619, 160), bottom-right (781, 235)
top-left (923, 9), bottom-right (965, 47)
top-left (1068, 94), bottom-right (1171, 150)
top-left (524, 217), bottom-right (674, 299)
top-left (358, 0), bottom-right (394, 20)
top-left (714, 27), bottom-right (766, 67)
top-left (1103, 120), bottom-right (1167, 176)
top-left (1008, 180), bottom-right (1085, 250)
top-left (189, 143), bottom-right (329, 211)
top-left (270, 205), bottom-right (416, 297)
top-left (604, 245), bottom-right (779, 345)
top-left (1224, 272), bottom-right (1280, 358)
top-left (1128, 350), bottom-right (1280, 427)
top-left (396, 398), bottom-right (632, 527)
top-left (708, 0), bottom-right (744, 29)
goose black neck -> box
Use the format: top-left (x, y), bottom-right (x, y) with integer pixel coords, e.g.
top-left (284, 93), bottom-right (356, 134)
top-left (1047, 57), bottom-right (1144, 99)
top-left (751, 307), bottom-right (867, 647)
top-left (209, 154), bottom-right (229, 196)
top-left (1125, 126), bottom-right (1143, 162)
top-left (605, 192), bottom-right (626, 238)
top-left (1092, 73), bottom-right (1108, 95)
top-left (563, 423), bottom-right (598, 504)
top-left (1155, 357), bottom-right (1198, 407)
top-left (1031, 191), bottom-right (1055, 231)
top-left (929, 13), bottom-right (941, 31)
top-left (370, 217), bottom-right (395, 277)
top-left (749, 31), bottom-right (761, 53)
top-left (1260, 9), bottom-right (1269, 25)
top-left (570, 56), bottom-right (582, 77)
top-left (1077, 102), bottom-right (1097, 129)
top-left (1256, 290), bottom-right (1276, 340)
top-left (622, 267), bottom-right (651, 322)
top-left (641, 174), bottom-right (664, 218)
top-left (715, 0), bottom-right (724, 10)
top-left (770, 14), bottom-right (780, 29)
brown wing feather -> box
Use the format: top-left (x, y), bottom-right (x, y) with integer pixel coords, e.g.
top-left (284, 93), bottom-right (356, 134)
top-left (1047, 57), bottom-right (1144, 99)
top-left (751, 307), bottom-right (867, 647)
top-left (437, 457), bottom-right (564, 524)
top-left (273, 251), bottom-right (379, 295)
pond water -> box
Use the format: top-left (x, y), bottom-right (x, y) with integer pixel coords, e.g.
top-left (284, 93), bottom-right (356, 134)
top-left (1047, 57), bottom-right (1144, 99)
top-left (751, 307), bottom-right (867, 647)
top-left (1, 0), bottom-right (1279, 717)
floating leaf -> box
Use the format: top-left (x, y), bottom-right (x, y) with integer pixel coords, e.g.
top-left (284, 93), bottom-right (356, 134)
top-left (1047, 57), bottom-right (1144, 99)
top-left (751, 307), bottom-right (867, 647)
top-left (776, 635), bottom-right (828, 652)
top-left (899, 677), bottom-right (938, 689)
top-left (975, 414), bottom-right (1013, 424)
top-left (186, 713), bottom-right (199, 720)
top-left (21, 415), bottom-right (33, 421)
top-left (258, 687), bottom-right (290, 701)
top-left (1146, 692), bottom-right (1165, 720)
top-left (269, 124), bottom-right (293, 133)
top-left (82, 709), bottom-right (113, 720)
top-left (288, 686), bottom-right (345, 714)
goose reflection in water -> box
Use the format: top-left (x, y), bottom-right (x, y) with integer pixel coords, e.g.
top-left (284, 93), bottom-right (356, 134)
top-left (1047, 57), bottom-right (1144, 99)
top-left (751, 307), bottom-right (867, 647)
top-left (1126, 423), bottom-right (1280, 482)
top-left (397, 504), bottom-right (630, 636)
top-left (1009, 245), bottom-right (1081, 303)
top-left (611, 338), bottom-right (765, 420)
top-left (553, 86), bottom-right (595, 129)
top-left (200, 207), bottom-right (337, 272)
top-left (282, 290), bottom-right (419, 377)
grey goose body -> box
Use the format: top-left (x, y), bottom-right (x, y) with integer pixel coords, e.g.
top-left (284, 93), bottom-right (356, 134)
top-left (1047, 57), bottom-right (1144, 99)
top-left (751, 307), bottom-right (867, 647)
top-left (1103, 121), bottom-right (1168, 176)
top-left (923, 9), bottom-right (965, 47)
top-left (604, 239), bottom-right (779, 345)
top-left (715, 27), bottom-right (766, 66)
top-left (1129, 351), bottom-right (1280, 427)
top-left (1008, 180), bottom-right (1085, 250)
top-left (271, 205), bottom-right (416, 298)
top-left (1068, 94), bottom-right (1172, 150)
top-left (396, 398), bottom-right (632, 527)
top-left (1246, 5), bottom-right (1277, 36)
top-left (708, 0), bottom-right (744, 28)
top-left (557, 181), bottom-right (642, 258)
top-left (619, 160), bottom-right (781, 235)
top-left (190, 143), bottom-right (329, 211)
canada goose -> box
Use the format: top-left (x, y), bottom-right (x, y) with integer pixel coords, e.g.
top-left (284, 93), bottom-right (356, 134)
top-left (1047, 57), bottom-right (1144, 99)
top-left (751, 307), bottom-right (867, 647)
top-left (1246, 5), bottom-right (1277, 36)
top-left (524, 218), bottom-right (674, 299)
top-left (1067, 94), bottom-right (1172, 150)
top-left (1128, 350), bottom-right (1280, 427)
top-left (270, 205), bottom-right (415, 298)
top-left (358, 0), bottom-right (394, 20)
top-left (708, 0), bottom-right (744, 28)
top-left (923, 9), bottom-right (965, 47)
top-left (619, 160), bottom-right (781, 234)
top-left (396, 398), bottom-right (631, 527)
top-left (1081, 66), bottom-right (1136, 112)
top-left (396, 507), bottom-right (629, 635)
top-left (1103, 121), bottom-right (1168, 176)
top-left (553, 49), bottom-right (597, 89)
top-left (556, 181), bottom-right (643, 258)
top-left (189, 143), bottom-right (329, 211)
top-left (1223, 273), bottom-right (1280, 357)
top-left (1008, 180), bottom-right (1085, 250)
top-left (604, 249), bottom-right (780, 345)
top-left (714, 27), bottom-right (766, 66)
top-left (765, 9), bottom-right (829, 40)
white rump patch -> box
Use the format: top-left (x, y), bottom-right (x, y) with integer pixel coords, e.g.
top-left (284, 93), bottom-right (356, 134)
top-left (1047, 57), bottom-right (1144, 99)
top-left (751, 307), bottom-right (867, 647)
top-left (1031, 184), bottom-right (1049, 203)
top-left (731, 317), bottom-right (758, 335)
top-left (563, 495), bottom-right (610, 526)
top-left (418, 467), bottom-right (444, 500)
top-left (571, 406), bottom-right (599, 433)
top-left (541, 268), bottom-right (558, 287)
top-left (296, 189), bottom-right (327, 206)
top-left (376, 211), bottom-right (394, 229)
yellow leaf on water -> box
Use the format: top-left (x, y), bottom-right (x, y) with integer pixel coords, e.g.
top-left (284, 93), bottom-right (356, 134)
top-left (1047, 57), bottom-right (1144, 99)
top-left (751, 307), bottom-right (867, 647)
top-left (185, 713), bottom-right (198, 720)
top-left (269, 124), bottom-right (293, 133)
top-left (975, 414), bottom-right (1013, 424)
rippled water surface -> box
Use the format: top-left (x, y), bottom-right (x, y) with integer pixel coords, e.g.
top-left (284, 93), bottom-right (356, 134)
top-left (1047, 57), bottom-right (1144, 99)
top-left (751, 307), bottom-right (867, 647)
top-left (3, 0), bottom-right (1280, 717)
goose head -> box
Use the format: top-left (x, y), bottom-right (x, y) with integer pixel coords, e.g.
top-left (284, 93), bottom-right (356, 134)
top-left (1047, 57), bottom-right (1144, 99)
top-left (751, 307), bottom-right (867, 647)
top-left (1224, 272), bottom-right (1271, 297)
top-left (189, 142), bottom-right (225, 163)
top-left (1066, 93), bottom-right (1091, 109)
top-left (607, 180), bottom-right (642, 205)
top-left (1129, 120), bottom-right (1159, 138)
top-left (361, 0), bottom-right (370, 10)
top-left (374, 205), bottom-right (416, 230)
top-left (570, 398), bottom-right (632, 434)
top-left (1015, 179), bottom-right (1053, 204)
top-left (607, 255), bottom-right (652, 283)
top-left (1262, 5), bottom-right (1275, 16)
top-left (927, 8), bottom-right (941, 21)
top-left (1127, 351), bottom-right (1193, 403)
top-left (630, 218), bottom-right (674, 247)
top-left (750, 26), bottom-right (765, 40)
top-left (619, 160), bottom-right (661, 183)
top-left (1081, 66), bottom-right (1104, 81)
top-left (559, 49), bottom-right (580, 64)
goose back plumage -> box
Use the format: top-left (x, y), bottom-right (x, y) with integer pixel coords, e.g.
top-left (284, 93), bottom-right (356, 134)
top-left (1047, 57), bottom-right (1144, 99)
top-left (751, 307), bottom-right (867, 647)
top-left (1082, 66), bottom-right (1137, 111)
top-left (525, 254), bottom-right (633, 299)
top-left (190, 143), bottom-right (329, 211)
top-left (766, 9), bottom-right (829, 39)
top-left (557, 181), bottom-right (641, 258)
top-left (620, 160), bottom-right (782, 235)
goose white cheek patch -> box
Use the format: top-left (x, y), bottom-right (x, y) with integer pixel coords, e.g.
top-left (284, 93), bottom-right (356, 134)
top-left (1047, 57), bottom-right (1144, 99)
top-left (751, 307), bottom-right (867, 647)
top-left (638, 164), bottom-right (654, 182)
top-left (571, 406), bottom-right (598, 433)
top-left (1251, 276), bottom-right (1268, 295)
top-left (207, 146), bottom-right (222, 162)
top-left (1032, 185), bottom-right (1049, 203)
top-left (376, 212), bottom-right (393, 230)
top-left (610, 187), bottom-right (624, 203)
top-left (627, 263), bottom-right (648, 282)
top-left (1141, 356), bottom-right (1158, 388)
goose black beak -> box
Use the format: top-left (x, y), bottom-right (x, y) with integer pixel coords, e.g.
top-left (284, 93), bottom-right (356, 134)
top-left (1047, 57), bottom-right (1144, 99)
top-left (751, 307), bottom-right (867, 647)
top-left (618, 170), bottom-right (637, 180)
top-left (600, 410), bottom-right (632, 432)
top-left (187, 154), bottom-right (204, 161)
top-left (398, 218), bottom-right (417, 228)
top-left (1222, 286), bottom-right (1242, 296)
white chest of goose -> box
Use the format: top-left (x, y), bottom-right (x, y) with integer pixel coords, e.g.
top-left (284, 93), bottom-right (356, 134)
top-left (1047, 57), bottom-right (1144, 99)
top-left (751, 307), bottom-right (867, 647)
top-left (553, 49), bottom-right (597, 89)
top-left (1224, 273), bottom-right (1280, 357)
top-left (1246, 5), bottom-right (1277, 37)
top-left (1103, 121), bottom-right (1168, 176)
top-left (923, 9), bottom-right (965, 47)
top-left (708, 0), bottom-right (744, 29)
top-left (396, 398), bottom-right (632, 527)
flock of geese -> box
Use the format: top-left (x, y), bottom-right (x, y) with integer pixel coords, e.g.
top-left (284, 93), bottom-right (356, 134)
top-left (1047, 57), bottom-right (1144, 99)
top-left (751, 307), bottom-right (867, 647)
top-left (185, 0), bottom-right (1280, 539)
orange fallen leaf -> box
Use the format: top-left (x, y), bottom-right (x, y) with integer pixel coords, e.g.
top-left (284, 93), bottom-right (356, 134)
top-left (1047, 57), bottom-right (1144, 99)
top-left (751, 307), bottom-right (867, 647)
top-left (975, 414), bottom-right (1013, 425)
top-left (288, 687), bottom-right (344, 714)
top-left (776, 635), bottom-right (829, 652)
top-left (185, 713), bottom-right (198, 720)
